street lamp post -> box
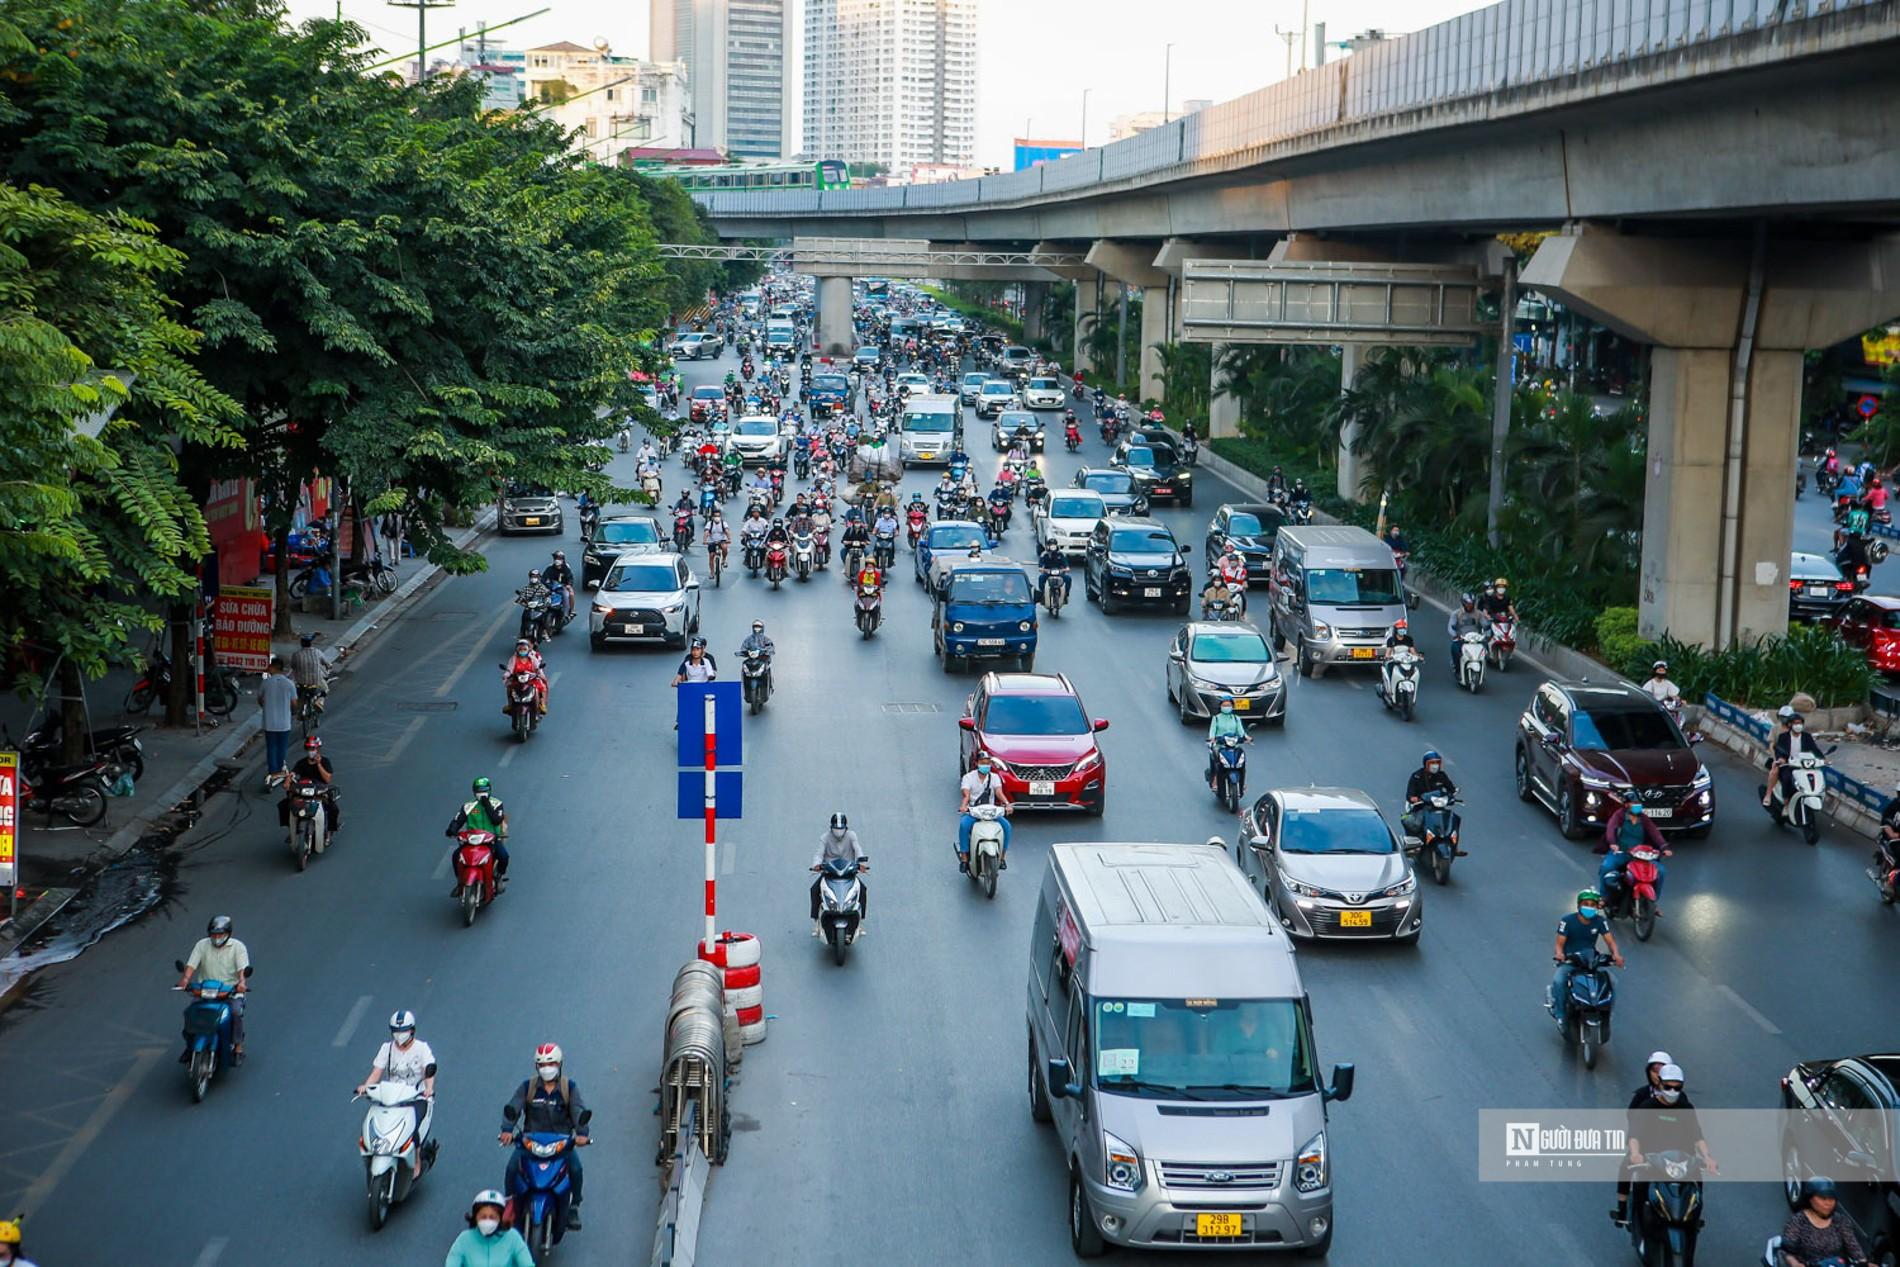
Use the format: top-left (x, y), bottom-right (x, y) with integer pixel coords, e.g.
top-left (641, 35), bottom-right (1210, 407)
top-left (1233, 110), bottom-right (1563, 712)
top-left (1080, 87), bottom-right (1091, 149)
top-left (1163, 43), bottom-right (1175, 122)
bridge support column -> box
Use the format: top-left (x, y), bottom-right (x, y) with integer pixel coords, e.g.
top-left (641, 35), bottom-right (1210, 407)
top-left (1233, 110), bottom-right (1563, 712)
top-left (1072, 277), bottom-right (1100, 374)
top-left (814, 275), bottom-right (853, 356)
top-left (1022, 281), bottom-right (1048, 345)
top-left (1336, 345), bottom-right (1367, 503)
top-left (1208, 345), bottom-right (1241, 440)
top-left (1138, 285), bottom-right (1168, 404)
top-left (1525, 227), bottom-right (1900, 646)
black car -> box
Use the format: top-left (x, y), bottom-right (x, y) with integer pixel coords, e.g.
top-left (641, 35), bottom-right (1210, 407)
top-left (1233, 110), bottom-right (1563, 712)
top-left (1084, 517), bottom-right (1192, 615)
top-left (582, 515), bottom-right (667, 588)
top-left (1112, 439), bottom-right (1194, 506)
top-left (1790, 550), bottom-right (1854, 621)
top-left (1205, 503), bottom-right (1288, 580)
top-left (1779, 1053), bottom-right (1900, 1259)
top-left (1071, 467), bottom-right (1148, 517)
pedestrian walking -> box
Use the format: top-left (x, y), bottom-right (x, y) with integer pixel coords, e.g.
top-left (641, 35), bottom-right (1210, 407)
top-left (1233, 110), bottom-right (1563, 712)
top-left (258, 656), bottom-right (297, 787)
top-left (379, 512), bottom-right (402, 565)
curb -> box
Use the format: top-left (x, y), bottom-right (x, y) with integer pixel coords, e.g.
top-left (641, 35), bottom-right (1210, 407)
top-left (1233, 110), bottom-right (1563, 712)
top-left (0, 508), bottom-right (497, 955)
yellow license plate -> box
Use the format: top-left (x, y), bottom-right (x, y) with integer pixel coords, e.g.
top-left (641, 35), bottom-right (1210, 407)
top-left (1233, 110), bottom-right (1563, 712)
top-left (1232, 698), bottom-right (1251, 711)
top-left (1196, 1213), bottom-right (1243, 1238)
top-left (1340, 910), bottom-right (1372, 927)
top-left (523, 517), bottom-right (542, 526)
top-left (1349, 647), bottom-right (1376, 660)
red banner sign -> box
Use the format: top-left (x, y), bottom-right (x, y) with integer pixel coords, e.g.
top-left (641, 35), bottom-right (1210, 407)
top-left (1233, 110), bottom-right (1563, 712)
top-left (0, 751), bottom-right (18, 888)
top-left (213, 586), bottom-right (275, 672)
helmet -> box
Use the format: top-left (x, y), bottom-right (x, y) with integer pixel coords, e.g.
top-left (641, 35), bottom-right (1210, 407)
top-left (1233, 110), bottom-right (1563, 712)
top-left (1394, 618), bottom-right (1408, 632)
top-left (1576, 888), bottom-right (1602, 908)
top-left (472, 776), bottom-right (493, 796)
top-left (469, 1188), bottom-right (507, 1217)
top-left (829, 812), bottom-right (849, 831)
top-left (551, 550), bottom-right (565, 562)
top-left (1422, 749), bottom-right (1441, 767)
top-left (752, 620), bottom-right (764, 633)
top-left (1645, 1050), bottom-right (1674, 1069)
top-left (534, 1042), bottom-right (563, 1073)
top-left (299, 634), bottom-right (314, 647)
top-left (515, 638), bottom-right (532, 651)
top-left (528, 568), bottom-right (541, 581)
top-left (304, 735), bottom-right (322, 752)
top-left (1656, 1062), bottom-right (1684, 1086)
top-left (389, 1009), bottom-right (417, 1036)
top-left (207, 915), bottom-right (234, 939)
top-left (772, 517), bottom-right (784, 527)
top-left (691, 636), bottom-right (707, 650)
top-left (1494, 576), bottom-right (1509, 590)
top-left (1778, 704), bottom-right (1798, 721)
top-left (0, 1215), bottom-right (18, 1246)
top-left (1460, 592), bottom-right (1477, 608)
top-left (1799, 1177), bottom-right (1840, 1207)
top-left (1652, 660), bottom-right (1668, 673)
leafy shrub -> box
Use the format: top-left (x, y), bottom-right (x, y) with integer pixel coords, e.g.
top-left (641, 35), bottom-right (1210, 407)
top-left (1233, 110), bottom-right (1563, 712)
top-left (1643, 627), bottom-right (1871, 709)
top-left (1595, 608), bottom-right (1645, 669)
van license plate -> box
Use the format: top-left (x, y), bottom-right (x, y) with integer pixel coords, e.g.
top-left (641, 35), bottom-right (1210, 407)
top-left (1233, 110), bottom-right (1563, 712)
top-left (1196, 1213), bottom-right (1243, 1238)
top-left (1339, 910), bottom-right (1373, 927)
top-left (1349, 647), bottom-right (1377, 660)
top-left (1645, 807), bottom-right (1673, 819)
top-left (1143, 587), bottom-right (1162, 597)
top-left (1030, 780), bottom-right (1056, 796)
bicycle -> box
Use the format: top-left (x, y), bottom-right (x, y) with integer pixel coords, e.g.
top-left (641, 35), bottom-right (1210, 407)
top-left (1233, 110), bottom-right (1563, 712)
top-left (295, 683), bottom-right (327, 739)
top-left (708, 541), bottom-right (726, 588)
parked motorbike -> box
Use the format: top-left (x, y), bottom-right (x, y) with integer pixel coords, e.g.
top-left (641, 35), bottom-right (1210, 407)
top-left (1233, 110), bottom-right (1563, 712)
top-left (286, 776), bottom-right (333, 872)
top-left (173, 960), bottom-right (251, 1103)
top-left (1488, 619), bottom-right (1518, 672)
top-left (1603, 843), bottom-right (1664, 941)
top-left (1210, 734), bottom-right (1247, 813)
top-left (1403, 792), bottom-right (1463, 885)
top-left (741, 649), bottom-right (773, 714)
top-left (506, 670), bottom-right (542, 742)
top-left (1621, 1151), bottom-right (1706, 1267)
top-left (1549, 948), bottom-right (1616, 1070)
top-left (1377, 646), bottom-right (1423, 722)
top-left (815, 855), bottom-right (869, 966)
top-left (764, 541), bottom-right (789, 589)
top-left (1762, 747), bottom-right (1833, 844)
top-left (965, 803), bottom-right (1008, 900)
top-left (125, 649), bottom-right (239, 717)
top-left (453, 829), bottom-right (503, 926)
top-left (855, 583), bottom-right (883, 640)
top-left (356, 1082), bottom-right (437, 1230)
top-left (23, 759), bottom-right (114, 827)
top-left (16, 719), bottom-right (144, 783)
top-left (1458, 630), bottom-right (1488, 693)
top-left (501, 1106), bottom-right (591, 1256)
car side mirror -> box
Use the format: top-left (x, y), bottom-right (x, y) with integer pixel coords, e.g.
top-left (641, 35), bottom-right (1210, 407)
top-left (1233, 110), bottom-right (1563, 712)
top-left (1046, 1057), bottom-right (1080, 1100)
top-left (1846, 1149), bottom-right (1878, 1170)
top-left (1092, 718), bottom-right (1110, 732)
top-left (1325, 1062), bottom-right (1356, 1104)
top-left (1251, 833), bottom-right (1273, 853)
top-left (958, 717), bottom-right (976, 731)
top-left (686, 579), bottom-right (700, 590)
top-left (1167, 648), bottom-right (1184, 661)
top-left (502, 1104), bottom-right (520, 1122)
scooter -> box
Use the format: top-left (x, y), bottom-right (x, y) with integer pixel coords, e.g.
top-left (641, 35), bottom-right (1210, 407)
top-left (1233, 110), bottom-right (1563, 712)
top-left (854, 583), bottom-right (883, 639)
top-left (792, 529), bottom-right (815, 582)
top-left (1869, 833), bottom-right (1900, 906)
top-left (578, 503), bottom-right (600, 540)
top-left (517, 594), bottom-right (551, 646)
top-left (1603, 843), bottom-right (1664, 941)
top-left (125, 649), bottom-right (240, 717)
top-left (741, 649), bottom-right (772, 714)
top-left (1488, 618), bottom-right (1518, 672)
top-left (20, 759), bottom-right (114, 827)
top-left (1548, 948), bottom-right (1615, 1070)
top-left (816, 855), bottom-right (869, 966)
top-left (286, 776), bottom-right (332, 872)
top-left (906, 506), bottom-right (928, 549)
top-left (501, 1106), bottom-right (591, 1256)
top-left (453, 828), bottom-right (503, 926)
top-left (15, 719), bottom-right (145, 784)
top-left (1458, 630), bottom-right (1488, 693)
top-left (873, 529), bottom-right (897, 571)
top-left (1377, 646), bottom-right (1422, 721)
top-left (1210, 734), bottom-right (1247, 813)
top-left (506, 670), bottom-right (542, 743)
top-left (544, 581), bottom-right (571, 637)
top-left (1403, 791), bottom-right (1463, 885)
top-left (764, 541), bottom-right (789, 589)
top-left (965, 803), bottom-right (1008, 900)
top-left (1064, 423), bottom-right (1082, 452)
top-left (743, 537), bottom-right (766, 577)
top-left (1040, 569), bottom-right (1069, 619)
top-left (356, 1082), bottom-right (437, 1230)
top-left (1621, 1151), bottom-right (1706, 1267)
top-left (173, 961), bottom-right (251, 1104)
top-left (1762, 748), bottom-right (1833, 845)
top-left (1202, 586), bottom-right (1242, 622)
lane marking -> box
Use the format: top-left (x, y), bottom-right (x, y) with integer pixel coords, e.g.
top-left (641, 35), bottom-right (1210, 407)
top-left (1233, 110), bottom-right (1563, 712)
top-left (1718, 984), bottom-right (1783, 1035)
top-left (434, 605), bottom-right (519, 698)
top-left (380, 714), bottom-right (428, 765)
top-left (192, 1238), bottom-right (230, 1267)
top-left (497, 745), bottom-right (519, 768)
top-left (432, 849), bottom-right (455, 880)
top-left (20, 1045), bottom-right (163, 1215)
top-left (332, 994), bottom-right (374, 1048)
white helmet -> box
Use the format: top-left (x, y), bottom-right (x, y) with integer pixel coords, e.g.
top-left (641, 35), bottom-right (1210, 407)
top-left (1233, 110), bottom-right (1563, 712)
top-left (534, 1042), bottom-right (563, 1075)
top-left (389, 1009), bottom-right (417, 1040)
top-left (469, 1188), bottom-right (507, 1217)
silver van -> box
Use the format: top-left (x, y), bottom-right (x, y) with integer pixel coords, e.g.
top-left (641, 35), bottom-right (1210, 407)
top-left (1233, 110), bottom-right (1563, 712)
top-left (1265, 525), bottom-right (1410, 677)
top-left (899, 394), bottom-right (961, 466)
top-left (1027, 842), bottom-right (1354, 1257)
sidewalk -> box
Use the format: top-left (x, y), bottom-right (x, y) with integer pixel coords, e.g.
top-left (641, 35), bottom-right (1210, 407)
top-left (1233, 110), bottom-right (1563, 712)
top-left (0, 511), bottom-right (496, 954)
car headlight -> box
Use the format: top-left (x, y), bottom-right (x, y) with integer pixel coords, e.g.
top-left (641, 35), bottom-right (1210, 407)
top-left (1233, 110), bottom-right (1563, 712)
top-left (1691, 766), bottom-right (1712, 789)
top-left (1310, 622), bottom-right (1332, 640)
top-left (1018, 621), bottom-right (1032, 632)
top-left (1295, 1130), bottom-right (1327, 1193)
top-left (1282, 877), bottom-right (1323, 899)
top-left (1073, 749), bottom-right (1102, 774)
top-left (591, 603), bottom-right (613, 615)
top-left (952, 622), bottom-right (965, 633)
top-left (1579, 771), bottom-right (1615, 790)
top-left (1103, 1130), bottom-right (1144, 1193)
top-left (1381, 874), bottom-right (1417, 898)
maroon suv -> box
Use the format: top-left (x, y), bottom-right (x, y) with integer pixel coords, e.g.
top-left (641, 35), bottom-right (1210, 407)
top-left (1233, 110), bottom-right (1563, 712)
top-left (1514, 681), bottom-right (1714, 838)
top-left (958, 672), bottom-right (1108, 815)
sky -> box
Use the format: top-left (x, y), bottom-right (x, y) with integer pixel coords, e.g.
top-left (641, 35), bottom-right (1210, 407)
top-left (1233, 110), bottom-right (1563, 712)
top-left (285, 0), bottom-right (1495, 167)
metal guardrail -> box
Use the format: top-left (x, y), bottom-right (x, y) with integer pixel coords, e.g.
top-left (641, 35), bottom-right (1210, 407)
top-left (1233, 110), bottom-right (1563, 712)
top-left (1701, 692), bottom-right (1889, 814)
top-left (651, 1100), bottom-right (709, 1267)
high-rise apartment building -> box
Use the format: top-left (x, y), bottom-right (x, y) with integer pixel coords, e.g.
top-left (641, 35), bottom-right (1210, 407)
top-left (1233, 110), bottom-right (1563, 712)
top-left (804, 0), bottom-right (977, 170)
top-left (651, 0), bottom-right (795, 159)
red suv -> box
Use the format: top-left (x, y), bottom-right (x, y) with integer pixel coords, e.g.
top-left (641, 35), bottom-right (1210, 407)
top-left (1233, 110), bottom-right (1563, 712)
top-left (959, 672), bottom-right (1109, 815)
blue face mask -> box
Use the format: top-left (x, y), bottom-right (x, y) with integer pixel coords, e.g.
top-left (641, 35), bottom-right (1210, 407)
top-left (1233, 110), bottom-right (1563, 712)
top-left (1578, 906), bottom-right (1600, 920)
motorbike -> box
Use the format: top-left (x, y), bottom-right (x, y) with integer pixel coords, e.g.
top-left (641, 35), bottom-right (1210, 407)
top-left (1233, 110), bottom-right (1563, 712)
top-left (356, 1081), bottom-right (436, 1230)
top-left (870, 528), bottom-right (896, 571)
top-left (1064, 423), bottom-right (1082, 452)
top-left (1488, 618), bottom-right (1518, 671)
top-left (517, 593), bottom-right (552, 646)
top-left (855, 583), bottom-right (883, 639)
top-left (1210, 734), bottom-right (1247, 813)
top-left (812, 525), bottom-right (832, 569)
top-left (639, 469), bottom-right (662, 505)
top-left (15, 719), bottom-right (145, 783)
top-left (1040, 569), bottom-right (1069, 619)
top-left (286, 775), bottom-right (333, 872)
top-left (816, 856), bottom-right (869, 965)
top-left (741, 649), bottom-right (773, 714)
top-left (841, 541), bottom-right (865, 582)
top-left (743, 536), bottom-right (766, 577)
top-left (764, 540), bottom-right (789, 589)
top-left (1202, 586), bottom-right (1242, 622)
top-left (986, 498), bottom-right (1012, 536)
top-left (1287, 500), bottom-right (1314, 526)
top-left (125, 649), bottom-right (240, 717)
top-left (1622, 1151), bottom-right (1706, 1267)
top-left (965, 803), bottom-right (1007, 901)
top-left (906, 507), bottom-right (927, 549)
top-left (1377, 646), bottom-right (1422, 722)
top-left (1402, 792), bottom-right (1463, 885)
top-left (578, 502), bottom-right (600, 540)
top-left (1549, 948), bottom-right (1616, 1070)
top-left (453, 828), bottom-right (503, 926)
top-left (1458, 630), bottom-right (1488, 692)
top-left (1603, 843), bottom-right (1664, 941)
top-left (506, 669), bottom-right (542, 743)
top-left (792, 529), bottom-right (816, 582)
top-left (675, 508), bottom-right (698, 552)
top-left (501, 1106), bottom-right (592, 1256)
top-left (543, 581), bottom-right (571, 637)
top-left (173, 960), bottom-right (251, 1103)
top-left (793, 448), bottom-right (811, 480)
top-left (1762, 747), bottom-right (1833, 845)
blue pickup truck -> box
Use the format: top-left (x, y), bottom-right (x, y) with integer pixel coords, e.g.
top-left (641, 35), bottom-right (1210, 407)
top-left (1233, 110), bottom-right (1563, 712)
top-left (933, 561), bottom-right (1038, 673)
top-left (807, 372), bottom-right (853, 418)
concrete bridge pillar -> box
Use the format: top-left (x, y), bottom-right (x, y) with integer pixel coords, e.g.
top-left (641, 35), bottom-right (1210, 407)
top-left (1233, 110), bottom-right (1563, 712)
top-left (1138, 285), bottom-right (1168, 404)
top-left (1208, 345), bottom-right (1241, 440)
top-left (814, 275), bottom-right (854, 356)
top-left (1022, 281), bottom-right (1048, 345)
top-left (1525, 227), bottom-right (1900, 646)
top-left (1072, 276), bottom-right (1102, 374)
top-left (1336, 345), bottom-right (1367, 502)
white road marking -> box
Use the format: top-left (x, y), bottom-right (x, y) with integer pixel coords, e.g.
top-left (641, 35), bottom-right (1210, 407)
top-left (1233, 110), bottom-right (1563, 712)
top-left (434, 605), bottom-right (518, 698)
top-left (332, 994), bottom-right (374, 1048)
top-left (1718, 984), bottom-right (1783, 1035)
top-left (379, 714), bottom-right (428, 765)
top-left (497, 745), bottom-right (519, 768)
top-left (432, 849), bottom-right (455, 879)
top-left (192, 1238), bottom-right (230, 1267)
top-left (20, 1045), bottom-right (163, 1215)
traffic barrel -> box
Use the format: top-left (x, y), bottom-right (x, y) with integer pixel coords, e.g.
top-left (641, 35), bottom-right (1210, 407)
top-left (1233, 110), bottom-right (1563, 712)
top-left (700, 931), bottom-right (766, 1045)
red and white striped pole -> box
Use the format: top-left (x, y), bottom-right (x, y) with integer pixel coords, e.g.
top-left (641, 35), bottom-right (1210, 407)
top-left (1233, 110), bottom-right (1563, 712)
top-left (192, 594), bottom-right (206, 736)
top-left (702, 693), bottom-right (717, 950)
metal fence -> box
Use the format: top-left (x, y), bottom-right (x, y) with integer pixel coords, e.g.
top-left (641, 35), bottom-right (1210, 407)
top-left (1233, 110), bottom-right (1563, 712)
top-left (1701, 692), bottom-right (1889, 814)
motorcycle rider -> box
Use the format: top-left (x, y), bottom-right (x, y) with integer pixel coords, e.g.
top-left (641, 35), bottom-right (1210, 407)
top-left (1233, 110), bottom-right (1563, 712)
top-left (1549, 889), bottom-right (1624, 1030)
top-left (354, 1009), bottom-right (438, 1170)
top-left (1036, 537), bottom-right (1072, 607)
top-left (283, 735), bottom-right (340, 835)
top-left (1287, 478), bottom-right (1312, 516)
top-left (544, 550), bottom-right (576, 622)
top-left (810, 812), bottom-right (868, 938)
top-left (1639, 660), bottom-right (1682, 709)
top-left (1264, 464), bottom-right (1288, 501)
top-left (0, 1215), bottom-right (38, 1267)
top-left (515, 570), bottom-right (553, 640)
top-left (739, 620), bottom-right (775, 692)
top-left (762, 516), bottom-right (792, 566)
top-left (1616, 1062), bottom-right (1717, 1225)
top-left (1383, 522), bottom-right (1410, 558)
top-left (1206, 698), bottom-right (1250, 790)
top-left (176, 915), bottom-right (250, 1064)
top-left (957, 754), bottom-right (1013, 873)
top-left (672, 638), bottom-right (717, 688)
top-left (446, 776), bottom-right (510, 886)
top-left (499, 1044), bottom-right (590, 1231)
top-left (739, 505), bottom-right (770, 560)
top-left (446, 1190), bottom-right (534, 1267)
top-left (1479, 576), bottom-right (1519, 623)
top-left (1599, 800), bottom-right (1670, 905)
top-left (504, 638), bottom-right (548, 717)
top-left (1764, 705), bottom-right (1825, 809)
top-left (1384, 617), bottom-right (1417, 654)
top-left (839, 508), bottom-right (870, 571)
top-left (1446, 592), bottom-right (1487, 675)
top-left (1401, 750), bottom-right (1457, 841)
top-left (704, 507), bottom-right (731, 568)
top-left (1777, 1178), bottom-right (1871, 1267)
top-left (289, 633), bottom-right (331, 717)
top-left (872, 504), bottom-right (900, 555)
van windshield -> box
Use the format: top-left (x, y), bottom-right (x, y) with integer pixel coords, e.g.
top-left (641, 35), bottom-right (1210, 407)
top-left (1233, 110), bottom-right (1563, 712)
top-left (1092, 998), bottom-right (1316, 1099)
top-left (947, 571), bottom-right (1032, 604)
top-left (1305, 567), bottom-right (1402, 606)
top-left (907, 412), bottom-right (956, 434)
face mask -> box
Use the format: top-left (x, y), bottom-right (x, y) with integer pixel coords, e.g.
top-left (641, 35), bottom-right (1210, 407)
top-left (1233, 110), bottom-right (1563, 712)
top-left (537, 1066), bottom-right (560, 1083)
top-left (1578, 906), bottom-right (1599, 919)
top-left (477, 1217), bottom-right (501, 1236)
top-left (1221, 706), bottom-right (1234, 715)
top-left (393, 1031), bottom-right (414, 1047)
top-left (977, 766), bottom-right (992, 777)
top-left (212, 935), bottom-right (230, 948)
top-left (1792, 724), bottom-right (1804, 736)
top-left (1654, 1088), bottom-right (1681, 1106)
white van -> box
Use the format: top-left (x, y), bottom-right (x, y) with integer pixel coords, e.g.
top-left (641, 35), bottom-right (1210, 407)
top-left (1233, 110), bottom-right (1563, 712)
top-left (1027, 842), bottom-right (1354, 1256)
top-left (899, 394), bottom-right (961, 466)
top-left (764, 320), bottom-right (797, 355)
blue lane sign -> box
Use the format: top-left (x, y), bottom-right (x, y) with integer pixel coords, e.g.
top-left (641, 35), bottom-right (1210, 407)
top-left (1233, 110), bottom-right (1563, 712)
top-left (676, 681), bottom-right (743, 768)
top-left (678, 770), bottom-right (744, 820)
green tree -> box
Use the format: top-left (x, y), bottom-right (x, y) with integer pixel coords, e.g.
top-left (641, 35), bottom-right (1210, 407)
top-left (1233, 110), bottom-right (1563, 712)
top-left (1153, 342), bottom-right (1209, 422)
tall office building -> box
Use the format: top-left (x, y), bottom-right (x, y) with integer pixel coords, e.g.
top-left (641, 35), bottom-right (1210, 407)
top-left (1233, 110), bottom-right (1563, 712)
top-left (804, 0), bottom-right (978, 170)
top-left (651, 0), bottom-right (795, 159)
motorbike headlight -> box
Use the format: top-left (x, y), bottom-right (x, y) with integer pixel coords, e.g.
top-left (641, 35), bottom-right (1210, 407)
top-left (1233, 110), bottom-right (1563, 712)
top-left (528, 1137), bottom-right (567, 1158)
top-left (1381, 874), bottom-right (1417, 898)
top-left (1295, 1130), bottom-right (1328, 1193)
top-left (1103, 1131), bottom-right (1144, 1193)
top-left (371, 1133), bottom-right (400, 1156)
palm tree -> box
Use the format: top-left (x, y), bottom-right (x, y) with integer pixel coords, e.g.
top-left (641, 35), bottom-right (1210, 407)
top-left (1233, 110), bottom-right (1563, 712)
top-left (1347, 363), bottom-right (1491, 520)
top-left (1154, 342), bottom-right (1210, 421)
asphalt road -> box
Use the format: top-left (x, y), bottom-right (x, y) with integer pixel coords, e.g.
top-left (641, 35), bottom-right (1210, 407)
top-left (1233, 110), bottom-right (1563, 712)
top-left (3, 340), bottom-right (1897, 1267)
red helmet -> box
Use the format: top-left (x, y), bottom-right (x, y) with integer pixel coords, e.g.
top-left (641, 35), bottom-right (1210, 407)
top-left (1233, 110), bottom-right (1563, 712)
top-left (304, 736), bottom-right (322, 752)
top-left (534, 1042), bottom-right (563, 1071)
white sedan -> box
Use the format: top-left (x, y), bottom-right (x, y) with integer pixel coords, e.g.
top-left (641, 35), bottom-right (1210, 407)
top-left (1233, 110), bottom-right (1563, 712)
top-left (1033, 489), bottom-right (1106, 557)
top-left (896, 372), bottom-right (933, 398)
top-left (1022, 376), bottom-right (1066, 410)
